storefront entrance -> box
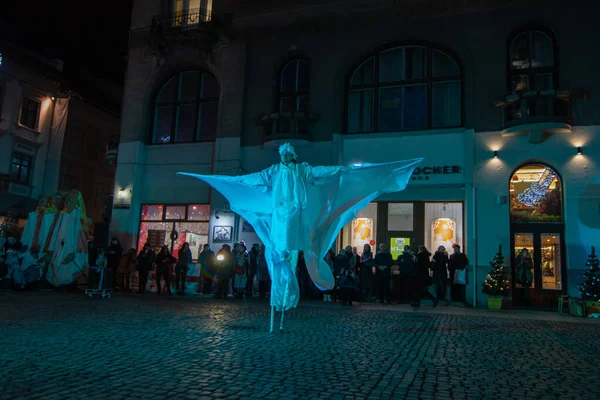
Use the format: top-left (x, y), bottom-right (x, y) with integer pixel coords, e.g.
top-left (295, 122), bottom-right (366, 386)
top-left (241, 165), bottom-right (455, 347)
top-left (509, 163), bottom-right (566, 309)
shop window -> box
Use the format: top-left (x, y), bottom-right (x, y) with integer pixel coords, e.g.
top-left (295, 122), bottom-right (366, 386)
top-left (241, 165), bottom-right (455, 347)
top-left (424, 202), bottom-right (463, 253)
top-left (387, 203), bottom-right (414, 231)
top-left (509, 164), bottom-right (562, 223)
top-left (138, 203), bottom-right (210, 259)
top-left (340, 203), bottom-right (378, 255)
top-left (151, 70), bottom-right (219, 144)
top-left (347, 44), bottom-right (462, 133)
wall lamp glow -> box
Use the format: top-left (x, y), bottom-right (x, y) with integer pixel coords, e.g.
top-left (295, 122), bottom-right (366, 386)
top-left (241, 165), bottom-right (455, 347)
top-left (577, 146), bottom-right (582, 155)
top-left (493, 150), bottom-right (499, 159)
top-left (118, 188), bottom-right (130, 198)
top-left (51, 96), bottom-right (55, 101)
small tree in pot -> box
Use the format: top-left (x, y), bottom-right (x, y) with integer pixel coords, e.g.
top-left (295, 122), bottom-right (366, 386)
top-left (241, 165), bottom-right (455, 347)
top-left (482, 245), bottom-right (509, 310)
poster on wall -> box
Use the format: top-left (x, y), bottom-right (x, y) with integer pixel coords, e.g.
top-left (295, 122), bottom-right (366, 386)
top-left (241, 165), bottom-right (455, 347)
top-left (390, 237), bottom-right (411, 259)
top-left (351, 218), bottom-right (373, 252)
top-left (431, 218), bottom-right (456, 251)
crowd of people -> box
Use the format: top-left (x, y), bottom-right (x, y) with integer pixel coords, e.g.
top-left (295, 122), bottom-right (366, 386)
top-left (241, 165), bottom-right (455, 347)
top-left (2, 231), bottom-right (469, 308)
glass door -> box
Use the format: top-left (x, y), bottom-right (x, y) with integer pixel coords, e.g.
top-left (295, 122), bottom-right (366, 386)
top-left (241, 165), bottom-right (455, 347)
top-left (511, 226), bottom-right (565, 308)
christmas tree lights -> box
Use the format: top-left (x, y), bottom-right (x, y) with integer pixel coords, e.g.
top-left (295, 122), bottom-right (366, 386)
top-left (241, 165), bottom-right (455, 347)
top-left (482, 245), bottom-right (510, 297)
top-left (578, 246), bottom-right (600, 301)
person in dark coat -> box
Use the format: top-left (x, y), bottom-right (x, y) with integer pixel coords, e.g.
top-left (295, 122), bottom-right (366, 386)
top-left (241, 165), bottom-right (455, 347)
top-left (448, 243), bottom-right (469, 303)
top-left (414, 245), bottom-right (432, 307)
top-left (246, 243), bottom-right (259, 297)
top-left (198, 244), bottom-right (216, 294)
top-left (374, 243), bottom-right (393, 304)
top-left (360, 244), bottom-right (374, 300)
top-left (431, 246), bottom-right (449, 307)
top-left (137, 243), bottom-right (155, 293)
top-left (332, 248), bottom-right (350, 302)
top-left (396, 245), bottom-right (416, 302)
top-left (175, 242), bottom-right (192, 295)
top-left (338, 267), bottom-right (363, 306)
top-left (105, 238), bottom-right (122, 290)
top-left (156, 245), bottom-right (176, 295)
top-left (215, 244), bottom-right (234, 299)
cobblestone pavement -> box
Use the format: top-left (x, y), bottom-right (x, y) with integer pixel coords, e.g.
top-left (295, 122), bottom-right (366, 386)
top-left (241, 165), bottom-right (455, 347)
top-left (1, 292), bottom-right (599, 400)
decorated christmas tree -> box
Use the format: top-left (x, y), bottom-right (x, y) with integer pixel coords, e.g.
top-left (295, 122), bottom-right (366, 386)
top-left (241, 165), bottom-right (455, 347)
top-left (482, 245), bottom-right (509, 297)
top-left (578, 246), bottom-right (600, 301)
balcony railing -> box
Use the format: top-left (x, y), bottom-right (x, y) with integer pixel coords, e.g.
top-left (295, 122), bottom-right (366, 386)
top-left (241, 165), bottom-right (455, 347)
top-left (494, 90), bottom-right (572, 129)
top-left (151, 7), bottom-right (212, 34)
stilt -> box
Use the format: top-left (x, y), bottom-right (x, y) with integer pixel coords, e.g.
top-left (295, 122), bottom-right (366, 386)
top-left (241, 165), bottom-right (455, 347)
top-left (270, 305), bottom-right (275, 333)
top-left (280, 277), bottom-right (290, 332)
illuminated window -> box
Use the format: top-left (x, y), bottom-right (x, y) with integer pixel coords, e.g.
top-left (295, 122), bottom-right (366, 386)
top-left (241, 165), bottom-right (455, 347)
top-left (347, 44), bottom-right (462, 133)
top-left (151, 70), bottom-right (219, 144)
top-left (10, 153), bottom-right (32, 185)
top-left (510, 164), bottom-right (562, 223)
top-left (171, 0), bottom-right (212, 24)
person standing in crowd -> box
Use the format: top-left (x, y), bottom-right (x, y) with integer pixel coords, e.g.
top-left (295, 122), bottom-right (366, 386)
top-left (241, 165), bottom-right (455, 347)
top-left (215, 244), bottom-right (234, 299)
top-left (256, 244), bottom-right (270, 299)
top-left (156, 245), bottom-right (176, 295)
top-left (247, 243), bottom-right (259, 297)
top-left (175, 242), bottom-right (192, 295)
top-left (374, 243), bottom-right (393, 304)
top-left (233, 242), bottom-right (249, 298)
top-left (105, 238), bottom-right (122, 290)
top-left (332, 248), bottom-right (350, 302)
top-left (413, 245), bottom-right (432, 308)
top-left (432, 245), bottom-right (449, 307)
top-left (137, 243), bottom-right (155, 294)
top-left (117, 248), bottom-right (137, 293)
top-left (397, 244), bottom-right (416, 303)
top-left (338, 267), bottom-right (363, 306)
top-left (198, 244), bottom-right (215, 294)
top-left (448, 243), bottom-right (469, 302)
top-left (360, 244), bottom-right (374, 301)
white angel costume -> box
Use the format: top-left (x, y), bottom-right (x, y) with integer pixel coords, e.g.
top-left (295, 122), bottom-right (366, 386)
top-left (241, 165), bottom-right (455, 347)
top-left (180, 144), bottom-right (422, 317)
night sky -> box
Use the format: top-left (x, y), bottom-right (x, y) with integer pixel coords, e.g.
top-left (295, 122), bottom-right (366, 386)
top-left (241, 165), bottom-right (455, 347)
top-left (2, 1), bottom-right (133, 85)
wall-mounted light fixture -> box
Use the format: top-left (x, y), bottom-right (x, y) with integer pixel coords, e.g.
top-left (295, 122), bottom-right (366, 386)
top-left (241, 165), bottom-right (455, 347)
top-left (51, 96), bottom-right (55, 101)
top-left (118, 188), bottom-right (130, 198)
top-left (577, 146), bottom-right (582, 155)
top-left (493, 150), bottom-right (499, 159)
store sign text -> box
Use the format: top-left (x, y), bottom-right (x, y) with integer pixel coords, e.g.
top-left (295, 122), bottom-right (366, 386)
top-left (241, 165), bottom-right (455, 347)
top-left (411, 165), bottom-right (461, 181)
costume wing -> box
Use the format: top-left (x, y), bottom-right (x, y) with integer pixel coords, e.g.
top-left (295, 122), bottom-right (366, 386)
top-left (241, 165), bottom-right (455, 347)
top-left (176, 173), bottom-right (274, 250)
top-left (300, 158), bottom-right (423, 291)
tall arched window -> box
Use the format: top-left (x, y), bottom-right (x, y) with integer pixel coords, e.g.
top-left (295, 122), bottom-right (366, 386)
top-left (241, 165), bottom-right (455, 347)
top-left (151, 70), bottom-right (219, 144)
top-left (346, 44), bottom-right (462, 133)
top-left (508, 28), bottom-right (557, 92)
top-left (277, 58), bottom-right (310, 134)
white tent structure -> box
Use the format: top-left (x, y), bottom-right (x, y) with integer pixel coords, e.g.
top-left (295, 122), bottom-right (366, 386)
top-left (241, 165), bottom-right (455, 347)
top-left (20, 190), bottom-right (90, 286)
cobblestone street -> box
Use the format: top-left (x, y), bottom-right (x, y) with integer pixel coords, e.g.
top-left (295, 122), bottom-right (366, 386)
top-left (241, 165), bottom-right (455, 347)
top-left (0, 292), bottom-right (599, 400)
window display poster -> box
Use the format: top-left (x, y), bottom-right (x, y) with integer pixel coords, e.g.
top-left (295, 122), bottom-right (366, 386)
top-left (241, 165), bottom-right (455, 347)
top-left (351, 218), bottom-right (373, 252)
top-left (431, 218), bottom-right (456, 251)
top-left (390, 237), bottom-right (411, 259)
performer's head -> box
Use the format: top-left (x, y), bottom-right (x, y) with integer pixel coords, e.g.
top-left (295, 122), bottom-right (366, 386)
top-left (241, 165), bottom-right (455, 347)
top-left (278, 143), bottom-right (297, 165)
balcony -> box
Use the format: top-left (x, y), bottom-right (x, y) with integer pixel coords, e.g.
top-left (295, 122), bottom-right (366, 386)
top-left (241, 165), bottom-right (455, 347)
top-left (0, 174), bottom-right (32, 197)
top-left (493, 89), bottom-right (588, 143)
top-left (150, 8), bottom-right (232, 55)
top-left (257, 112), bottom-right (320, 149)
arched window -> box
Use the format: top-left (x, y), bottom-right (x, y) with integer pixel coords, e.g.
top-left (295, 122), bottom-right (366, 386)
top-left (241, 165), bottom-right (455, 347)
top-left (508, 28), bottom-right (557, 92)
top-left (346, 44), bottom-right (462, 133)
top-left (510, 163), bottom-right (562, 223)
top-left (277, 58), bottom-right (310, 134)
top-left (151, 70), bottom-right (219, 144)
top-left (509, 163), bottom-right (566, 301)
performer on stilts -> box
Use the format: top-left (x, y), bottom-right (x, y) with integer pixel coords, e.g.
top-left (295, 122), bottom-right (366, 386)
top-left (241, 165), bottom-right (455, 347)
top-left (180, 143), bottom-right (421, 332)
